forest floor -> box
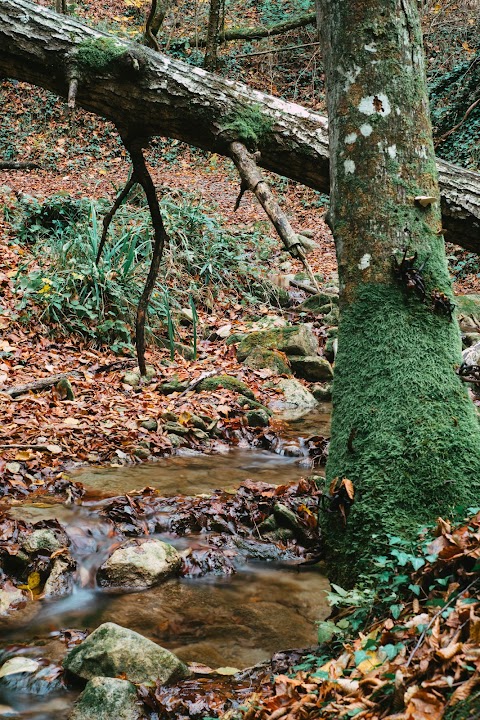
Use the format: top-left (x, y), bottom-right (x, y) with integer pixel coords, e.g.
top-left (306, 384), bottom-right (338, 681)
top-left (1, 2), bottom-right (479, 718)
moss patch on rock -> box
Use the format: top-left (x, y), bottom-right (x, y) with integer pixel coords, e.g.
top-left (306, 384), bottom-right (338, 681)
top-left (197, 374), bottom-right (255, 399)
top-left (243, 347), bottom-right (291, 375)
top-left (237, 325), bottom-right (318, 362)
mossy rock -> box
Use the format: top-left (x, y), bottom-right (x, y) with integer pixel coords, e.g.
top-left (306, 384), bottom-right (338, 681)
top-left (158, 377), bottom-right (189, 395)
top-left (225, 333), bottom-right (247, 346)
top-left (455, 294), bottom-right (480, 330)
top-left (238, 396), bottom-right (273, 415)
top-left (289, 355), bottom-right (333, 382)
top-left (237, 324), bottom-right (318, 362)
top-left (243, 347), bottom-right (291, 375)
top-left (324, 306), bottom-right (340, 325)
top-left (163, 421), bottom-right (190, 436)
top-left (296, 292), bottom-right (339, 314)
top-left (63, 622), bottom-right (189, 685)
top-left (140, 418), bottom-right (158, 431)
top-left (70, 677), bottom-right (141, 720)
top-left (197, 374), bottom-right (255, 400)
top-left (246, 409), bottom-right (270, 427)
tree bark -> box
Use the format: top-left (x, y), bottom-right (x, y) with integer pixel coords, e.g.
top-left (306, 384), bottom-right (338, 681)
top-left (204, 0), bottom-right (222, 70)
top-left (318, 0), bottom-right (480, 583)
top-left (0, 0), bottom-right (478, 251)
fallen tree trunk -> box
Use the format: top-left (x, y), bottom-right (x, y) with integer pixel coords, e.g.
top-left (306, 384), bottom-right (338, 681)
top-left (0, 0), bottom-right (478, 251)
top-left (186, 11), bottom-right (317, 48)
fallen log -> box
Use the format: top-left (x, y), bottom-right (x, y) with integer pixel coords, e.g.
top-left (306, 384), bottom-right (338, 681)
top-left (1, 372), bottom-right (81, 398)
top-left (0, 0), bottom-right (478, 251)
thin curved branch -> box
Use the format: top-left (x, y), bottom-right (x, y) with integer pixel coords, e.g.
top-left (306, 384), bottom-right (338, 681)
top-left (122, 135), bottom-right (169, 376)
top-left (96, 173), bottom-right (138, 264)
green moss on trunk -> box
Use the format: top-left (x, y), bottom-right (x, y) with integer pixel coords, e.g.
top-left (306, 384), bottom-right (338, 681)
top-left (324, 283), bottom-right (480, 583)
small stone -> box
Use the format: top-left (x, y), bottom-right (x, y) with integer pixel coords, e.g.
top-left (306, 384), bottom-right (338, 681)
top-left (164, 421), bottom-right (189, 436)
top-left (63, 622), bottom-right (189, 685)
top-left (140, 418), bottom-right (158, 431)
top-left (70, 677), bottom-right (141, 720)
top-left (167, 433), bottom-right (186, 448)
top-left (312, 382), bottom-right (332, 402)
top-left (21, 528), bottom-right (68, 554)
top-left (191, 428), bottom-right (209, 440)
top-left (246, 409), bottom-right (270, 428)
top-left (162, 411), bottom-right (178, 422)
top-left (122, 371), bottom-right (140, 387)
top-left (0, 587), bottom-right (25, 616)
top-left (133, 446), bottom-right (150, 459)
top-left (158, 377), bottom-right (189, 395)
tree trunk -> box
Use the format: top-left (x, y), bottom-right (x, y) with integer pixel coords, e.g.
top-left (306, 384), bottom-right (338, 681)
top-left (204, 0), bottom-right (222, 70)
top-left (318, 0), bottom-right (480, 583)
top-left (0, 0), bottom-right (478, 250)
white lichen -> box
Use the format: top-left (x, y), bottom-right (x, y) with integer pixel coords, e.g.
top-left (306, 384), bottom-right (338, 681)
top-left (358, 253), bottom-right (371, 270)
top-left (344, 159), bottom-right (356, 174)
top-left (344, 132), bottom-right (358, 144)
top-left (358, 94), bottom-right (391, 117)
top-left (387, 144), bottom-right (397, 159)
top-left (360, 124), bottom-right (373, 137)
top-left (364, 43), bottom-right (377, 53)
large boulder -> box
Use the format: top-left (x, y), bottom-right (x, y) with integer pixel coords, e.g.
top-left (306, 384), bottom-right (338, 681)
top-left (289, 356), bottom-right (333, 382)
top-left (237, 324), bottom-right (318, 362)
top-left (97, 539), bottom-right (181, 590)
top-left (63, 622), bottom-right (189, 684)
top-left (69, 677), bottom-right (142, 720)
top-left (243, 347), bottom-right (291, 375)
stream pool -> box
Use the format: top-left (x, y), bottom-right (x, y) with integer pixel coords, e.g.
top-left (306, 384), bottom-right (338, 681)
top-left (0, 409), bottom-right (331, 719)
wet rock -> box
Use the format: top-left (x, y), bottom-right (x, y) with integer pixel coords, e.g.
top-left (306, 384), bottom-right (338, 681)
top-left (140, 418), bottom-right (158, 431)
top-left (197, 374), bottom-right (255, 400)
top-left (289, 356), bottom-right (333, 382)
top-left (97, 539), bottom-right (182, 590)
top-left (0, 587), bottom-right (25, 617)
top-left (43, 556), bottom-right (75, 599)
top-left (312, 382), bottom-right (332, 402)
top-left (243, 347), bottom-right (291, 375)
top-left (0, 657), bottom-right (63, 695)
top-left (20, 527), bottom-right (68, 554)
top-left (69, 677), bottom-right (142, 720)
top-left (267, 379), bottom-right (318, 416)
top-left (63, 622), bottom-right (189, 684)
top-left (133, 446), bottom-right (151, 459)
top-left (237, 324), bottom-right (318, 362)
top-left (246, 409), bottom-right (270, 428)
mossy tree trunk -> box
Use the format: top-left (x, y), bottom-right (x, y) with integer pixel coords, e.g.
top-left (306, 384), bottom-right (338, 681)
top-left (318, 0), bottom-right (480, 584)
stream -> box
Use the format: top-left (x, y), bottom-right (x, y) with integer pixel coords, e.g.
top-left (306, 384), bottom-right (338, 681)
top-left (0, 408), bottom-right (331, 719)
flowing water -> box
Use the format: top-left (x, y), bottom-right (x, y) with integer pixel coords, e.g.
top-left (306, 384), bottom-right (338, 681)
top-left (0, 408), bottom-right (331, 719)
